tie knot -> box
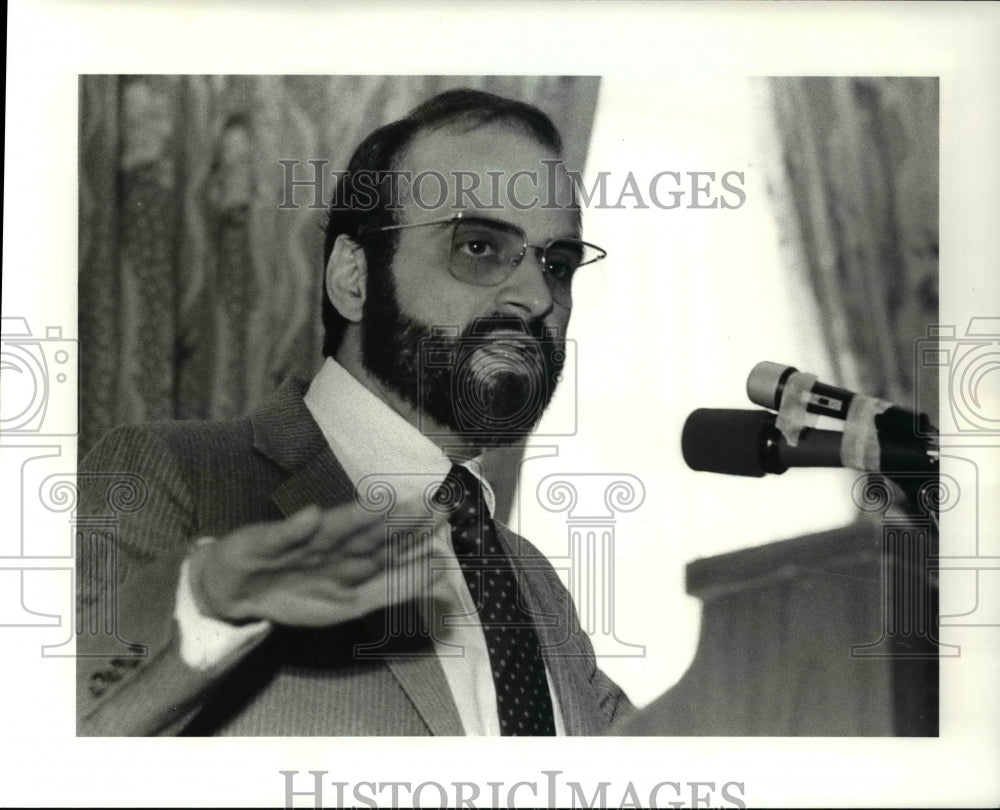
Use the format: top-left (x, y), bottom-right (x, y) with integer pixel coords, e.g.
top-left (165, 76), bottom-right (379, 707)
top-left (436, 464), bottom-right (488, 527)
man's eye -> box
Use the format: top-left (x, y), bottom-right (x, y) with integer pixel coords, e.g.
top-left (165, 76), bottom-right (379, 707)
top-left (545, 261), bottom-right (574, 280)
top-left (544, 252), bottom-right (580, 280)
top-left (458, 239), bottom-right (500, 259)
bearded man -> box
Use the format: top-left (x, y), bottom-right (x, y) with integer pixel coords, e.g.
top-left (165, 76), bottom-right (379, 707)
top-left (76, 89), bottom-right (635, 736)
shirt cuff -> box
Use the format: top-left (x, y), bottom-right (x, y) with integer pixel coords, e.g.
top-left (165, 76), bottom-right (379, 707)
top-left (175, 542), bottom-right (271, 671)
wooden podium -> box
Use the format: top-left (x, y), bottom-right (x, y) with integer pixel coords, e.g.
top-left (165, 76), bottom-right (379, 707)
top-left (616, 512), bottom-right (939, 736)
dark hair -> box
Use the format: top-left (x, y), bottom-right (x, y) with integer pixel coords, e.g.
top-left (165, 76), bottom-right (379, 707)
top-left (320, 88), bottom-right (564, 357)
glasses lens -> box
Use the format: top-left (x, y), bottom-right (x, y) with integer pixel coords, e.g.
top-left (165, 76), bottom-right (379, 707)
top-left (450, 218), bottom-right (525, 285)
top-left (542, 240), bottom-right (588, 279)
top-left (542, 239), bottom-right (605, 305)
top-left (449, 219), bottom-right (604, 307)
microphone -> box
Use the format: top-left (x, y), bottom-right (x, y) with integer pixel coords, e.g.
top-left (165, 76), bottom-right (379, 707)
top-left (746, 361), bottom-right (925, 437)
top-left (745, 361), bottom-right (937, 473)
top-left (681, 408), bottom-right (936, 477)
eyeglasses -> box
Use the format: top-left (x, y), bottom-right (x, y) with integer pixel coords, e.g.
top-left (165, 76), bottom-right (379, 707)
top-left (361, 213), bottom-right (607, 307)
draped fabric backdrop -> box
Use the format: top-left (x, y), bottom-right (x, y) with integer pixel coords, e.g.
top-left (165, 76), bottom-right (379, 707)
top-left (79, 75), bottom-right (936, 521)
top-left (76, 75), bottom-right (939, 708)
top-left (766, 77), bottom-right (939, 424)
top-left (78, 76), bottom-right (601, 457)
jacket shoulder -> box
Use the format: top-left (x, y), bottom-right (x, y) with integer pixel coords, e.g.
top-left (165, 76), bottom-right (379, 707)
top-left (82, 416), bottom-right (251, 468)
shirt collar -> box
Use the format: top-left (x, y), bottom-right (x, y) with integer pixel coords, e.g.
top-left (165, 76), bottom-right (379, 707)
top-left (303, 358), bottom-right (496, 515)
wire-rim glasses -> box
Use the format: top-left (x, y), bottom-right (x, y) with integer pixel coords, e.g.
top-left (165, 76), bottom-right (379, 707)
top-left (361, 212), bottom-right (607, 307)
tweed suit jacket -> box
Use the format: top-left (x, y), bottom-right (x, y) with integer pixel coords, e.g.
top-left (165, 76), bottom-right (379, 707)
top-left (76, 379), bottom-right (634, 736)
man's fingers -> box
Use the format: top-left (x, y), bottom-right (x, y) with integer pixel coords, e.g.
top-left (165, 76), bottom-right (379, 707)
top-left (245, 502), bottom-right (450, 607)
top-left (380, 542), bottom-right (453, 602)
top-left (313, 499), bottom-right (448, 559)
top-left (262, 501), bottom-right (386, 558)
top-left (331, 555), bottom-right (382, 586)
top-left (394, 512), bottom-right (451, 561)
top-left (313, 503), bottom-right (389, 554)
top-left (251, 505), bottom-right (323, 552)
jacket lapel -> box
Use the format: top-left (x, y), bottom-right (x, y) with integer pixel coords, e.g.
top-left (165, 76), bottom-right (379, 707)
top-left (494, 521), bottom-right (604, 736)
top-left (248, 378), bottom-right (463, 735)
top-left (383, 656), bottom-right (465, 736)
top-left (269, 449), bottom-right (357, 516)
top-left (250, 379), bottom-right (356, 515)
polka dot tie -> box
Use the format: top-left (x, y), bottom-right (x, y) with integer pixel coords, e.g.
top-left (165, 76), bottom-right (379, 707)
top-left (438, 464), bottom-right (556, 736)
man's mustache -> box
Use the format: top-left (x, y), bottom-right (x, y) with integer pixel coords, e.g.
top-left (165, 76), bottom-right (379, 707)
top-left (463, 315), bottom-right (557, 342)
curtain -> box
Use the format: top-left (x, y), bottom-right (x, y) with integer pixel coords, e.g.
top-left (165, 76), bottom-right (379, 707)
top-left (78, 75), bottom-right (601, 457)
top-left (765, 77), bottom-right (939, 423)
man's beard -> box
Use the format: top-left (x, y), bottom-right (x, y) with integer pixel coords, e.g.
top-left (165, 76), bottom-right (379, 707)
top-left (360, 271), bottom-right (565, 448)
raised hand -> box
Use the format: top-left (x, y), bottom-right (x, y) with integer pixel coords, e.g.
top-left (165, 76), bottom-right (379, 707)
top-left (187, 502), bottom-right (445, 627)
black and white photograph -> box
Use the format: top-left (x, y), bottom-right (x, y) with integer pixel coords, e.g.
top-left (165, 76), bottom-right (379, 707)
top-left (2, 2), bottom-right (998, 808)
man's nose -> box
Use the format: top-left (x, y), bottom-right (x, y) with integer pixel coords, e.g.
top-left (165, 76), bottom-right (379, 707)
top-left (494, 250), bottom-right (555, 319)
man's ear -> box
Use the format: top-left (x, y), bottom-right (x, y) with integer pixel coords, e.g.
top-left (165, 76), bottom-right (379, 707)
top-left (325, 234), bottom-right (367, 323)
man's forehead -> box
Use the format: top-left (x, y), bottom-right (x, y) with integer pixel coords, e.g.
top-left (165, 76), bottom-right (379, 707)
top-left (393, 123), bottom-right (579, 233)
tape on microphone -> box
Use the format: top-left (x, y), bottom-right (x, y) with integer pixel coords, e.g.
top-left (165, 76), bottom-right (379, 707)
top-left (774, 370), bottom-right (819, 447)
top-left (841, 394), bottom-right (893, 472)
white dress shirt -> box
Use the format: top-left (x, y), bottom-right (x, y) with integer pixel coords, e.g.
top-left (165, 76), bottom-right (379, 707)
top-left (175, 358), bottom-right (565, 735)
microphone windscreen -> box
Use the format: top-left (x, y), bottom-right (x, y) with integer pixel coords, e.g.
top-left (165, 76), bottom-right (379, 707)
top-left (746, 361), bottom-right (794, 410)
top-left (681, 408), bottom-right (772, 477)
